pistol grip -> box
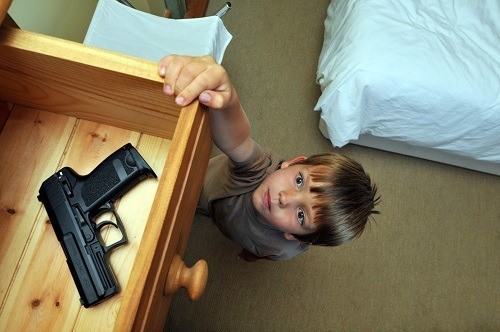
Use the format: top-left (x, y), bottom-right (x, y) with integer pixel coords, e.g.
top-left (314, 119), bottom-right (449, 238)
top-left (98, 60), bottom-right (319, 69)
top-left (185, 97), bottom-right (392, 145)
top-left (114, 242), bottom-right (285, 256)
top-left (80, 143), bottom-right (157, 211)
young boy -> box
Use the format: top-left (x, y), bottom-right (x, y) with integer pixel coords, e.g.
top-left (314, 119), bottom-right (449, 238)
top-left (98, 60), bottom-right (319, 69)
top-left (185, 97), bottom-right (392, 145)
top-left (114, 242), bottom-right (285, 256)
top-left (158, 55), bottom-right (380, 261)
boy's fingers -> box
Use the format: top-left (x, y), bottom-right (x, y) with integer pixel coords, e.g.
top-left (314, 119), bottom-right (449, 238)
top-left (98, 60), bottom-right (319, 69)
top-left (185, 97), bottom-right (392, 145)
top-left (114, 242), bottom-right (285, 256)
top-left (177, 68), bottom-right (230, 107)
top-left (176, 72), bottom-right (212, 105)
top-left (158, 55), bottom-right (174, 77)
top-left (174, 63), bottom-right (209, 97)
top-left (159, 55), bottom-right (196, 96)
top-left (198, 90), bottom-right (231, 110)
top-left (163, 60), bottom-right (185, 96)
top-left (159, 56), bottom-right (230, 107)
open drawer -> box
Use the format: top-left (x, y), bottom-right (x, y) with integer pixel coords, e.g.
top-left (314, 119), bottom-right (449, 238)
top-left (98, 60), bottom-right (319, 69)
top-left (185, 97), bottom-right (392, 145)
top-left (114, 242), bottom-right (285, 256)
top-left (0, 3), bottom-right (211, 331)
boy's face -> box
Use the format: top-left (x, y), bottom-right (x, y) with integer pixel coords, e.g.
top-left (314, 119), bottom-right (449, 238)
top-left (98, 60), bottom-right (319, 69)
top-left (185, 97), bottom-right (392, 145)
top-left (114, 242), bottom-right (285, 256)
top-left (252, 160), bottom-right (317, 239)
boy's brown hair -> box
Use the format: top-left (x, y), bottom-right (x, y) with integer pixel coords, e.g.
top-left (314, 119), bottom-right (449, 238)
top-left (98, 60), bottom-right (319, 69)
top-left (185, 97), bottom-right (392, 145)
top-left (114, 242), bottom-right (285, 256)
top-left (290, 153), bottom-right (380, 246)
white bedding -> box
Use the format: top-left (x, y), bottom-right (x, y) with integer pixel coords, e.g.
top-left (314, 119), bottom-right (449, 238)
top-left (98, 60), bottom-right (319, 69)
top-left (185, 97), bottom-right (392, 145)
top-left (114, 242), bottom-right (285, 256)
top-left (315, 0), bottom-right (500, 164)
top-left (84, 0), bottom-right (232, 63)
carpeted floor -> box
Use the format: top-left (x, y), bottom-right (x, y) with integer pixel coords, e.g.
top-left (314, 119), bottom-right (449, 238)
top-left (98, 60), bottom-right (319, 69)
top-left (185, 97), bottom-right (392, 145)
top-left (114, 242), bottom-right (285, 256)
top-left (166, 1), bottom-right (500, 331)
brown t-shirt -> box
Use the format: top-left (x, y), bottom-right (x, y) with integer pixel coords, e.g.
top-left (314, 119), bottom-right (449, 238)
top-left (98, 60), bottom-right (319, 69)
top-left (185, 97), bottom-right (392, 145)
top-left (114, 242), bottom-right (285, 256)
top-left (198, 140), bottom-right (309, 260)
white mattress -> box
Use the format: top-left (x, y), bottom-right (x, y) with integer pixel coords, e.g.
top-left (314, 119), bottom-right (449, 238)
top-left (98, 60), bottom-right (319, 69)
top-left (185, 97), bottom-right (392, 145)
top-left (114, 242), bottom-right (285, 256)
top-left (315, 0), bottom-right (500, 165)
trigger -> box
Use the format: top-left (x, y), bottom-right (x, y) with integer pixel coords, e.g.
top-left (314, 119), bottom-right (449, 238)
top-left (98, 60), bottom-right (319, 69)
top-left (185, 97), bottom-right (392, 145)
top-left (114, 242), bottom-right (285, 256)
top-left (96, 220), bottom-right (118, 232)
top-left (125, 152), bottom-right (136, 167)
top-left (99, 202), bottom-right (113, 211)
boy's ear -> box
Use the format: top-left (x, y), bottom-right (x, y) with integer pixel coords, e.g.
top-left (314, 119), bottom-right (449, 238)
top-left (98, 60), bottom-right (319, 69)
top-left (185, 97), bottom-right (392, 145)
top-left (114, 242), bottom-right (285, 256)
top-left (281, 156), bottom-right (307, 169)
top-left (284, 233), bottom-right (298, 241)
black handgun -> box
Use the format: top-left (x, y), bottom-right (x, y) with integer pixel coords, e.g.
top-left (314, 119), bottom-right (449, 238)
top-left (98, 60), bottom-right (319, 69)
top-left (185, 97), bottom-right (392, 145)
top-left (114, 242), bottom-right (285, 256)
top-left (38, 143), bottom-right (157, 308)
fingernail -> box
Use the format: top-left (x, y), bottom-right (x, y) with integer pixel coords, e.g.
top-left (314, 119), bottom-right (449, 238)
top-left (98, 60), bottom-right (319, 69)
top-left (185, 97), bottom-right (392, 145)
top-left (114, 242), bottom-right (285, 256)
top-left (159, 66), bottom-right (165, 76)
top-left (164, 84), bottom-right (172, 94)
top-left (175, 96), bottom-right (185, 105)
top-left (199, 92), bottom-right (211, 103)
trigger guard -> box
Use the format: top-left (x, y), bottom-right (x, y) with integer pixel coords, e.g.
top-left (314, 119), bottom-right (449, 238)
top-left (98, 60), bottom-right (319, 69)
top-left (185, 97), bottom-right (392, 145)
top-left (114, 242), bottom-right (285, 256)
top-left (96, 220), bottom-right (118, 231)
top-left (90, 202), bottom-right (115, 221)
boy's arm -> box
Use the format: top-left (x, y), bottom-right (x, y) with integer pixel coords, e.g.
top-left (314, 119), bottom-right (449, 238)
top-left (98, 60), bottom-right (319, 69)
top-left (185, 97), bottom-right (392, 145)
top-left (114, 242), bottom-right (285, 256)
top-left (158, 55), bottom-right (253, 162)
top-left (237, 248), bottom-right (269, 262)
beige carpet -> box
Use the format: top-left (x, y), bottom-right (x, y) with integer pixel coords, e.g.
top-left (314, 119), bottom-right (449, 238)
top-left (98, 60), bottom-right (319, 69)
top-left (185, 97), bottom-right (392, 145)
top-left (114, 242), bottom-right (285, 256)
top-left (166, 1), bottom-right (500, 331)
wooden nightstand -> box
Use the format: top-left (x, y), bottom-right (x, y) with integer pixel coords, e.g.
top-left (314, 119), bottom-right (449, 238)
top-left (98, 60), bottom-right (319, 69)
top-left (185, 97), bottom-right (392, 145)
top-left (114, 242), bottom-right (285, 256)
top-left (0, 1), bottom-right (211, 330)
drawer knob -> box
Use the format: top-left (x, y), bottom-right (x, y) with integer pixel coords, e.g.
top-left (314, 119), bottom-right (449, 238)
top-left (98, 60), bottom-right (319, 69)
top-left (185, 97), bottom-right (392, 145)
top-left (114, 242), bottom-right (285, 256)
top-left (164, 254), bottom-right (208, 301)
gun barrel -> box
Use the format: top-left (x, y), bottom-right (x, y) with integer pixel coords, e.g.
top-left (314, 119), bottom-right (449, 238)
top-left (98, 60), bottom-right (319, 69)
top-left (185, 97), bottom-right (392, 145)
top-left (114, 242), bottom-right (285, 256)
top-left (38, 175), bottom-right (113, 307)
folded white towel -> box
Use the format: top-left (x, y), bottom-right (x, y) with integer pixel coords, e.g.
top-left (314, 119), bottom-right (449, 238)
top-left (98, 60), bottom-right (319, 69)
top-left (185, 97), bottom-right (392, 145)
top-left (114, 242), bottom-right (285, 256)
top-left (84, 0), bottom-right (232, 63)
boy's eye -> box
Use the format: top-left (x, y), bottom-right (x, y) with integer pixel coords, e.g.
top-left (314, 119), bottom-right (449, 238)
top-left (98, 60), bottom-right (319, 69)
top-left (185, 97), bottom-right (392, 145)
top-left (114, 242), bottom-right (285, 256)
top-left (295, 173), bottom-right (303, 188)
top-left (297, 209), bottom-right (305, 225)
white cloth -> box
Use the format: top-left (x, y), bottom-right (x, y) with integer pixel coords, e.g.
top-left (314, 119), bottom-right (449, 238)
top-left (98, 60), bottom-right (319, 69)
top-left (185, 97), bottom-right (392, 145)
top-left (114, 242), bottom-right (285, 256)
top-left (84, 0), bottom-right (232, 63)
top-left (315, 0), bottom-right (500, 163)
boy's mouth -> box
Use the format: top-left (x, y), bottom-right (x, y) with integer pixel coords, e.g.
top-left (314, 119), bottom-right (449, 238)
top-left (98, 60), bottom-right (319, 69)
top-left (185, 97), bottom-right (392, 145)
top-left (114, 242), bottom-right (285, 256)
top-left (263, 189), bottom-right (271, 210)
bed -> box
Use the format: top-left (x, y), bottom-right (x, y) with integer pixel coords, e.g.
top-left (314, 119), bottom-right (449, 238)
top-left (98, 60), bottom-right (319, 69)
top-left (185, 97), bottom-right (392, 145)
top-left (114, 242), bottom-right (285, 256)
top-left (315, 0), bottom-right (500, 176)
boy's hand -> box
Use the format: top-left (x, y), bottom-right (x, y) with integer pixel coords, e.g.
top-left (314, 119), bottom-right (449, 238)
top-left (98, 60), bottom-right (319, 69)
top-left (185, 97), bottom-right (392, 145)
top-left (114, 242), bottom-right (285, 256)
top-left (160, 55), bottom-right (252, 163)
top-left (158, 55), bottom-right (233, 109)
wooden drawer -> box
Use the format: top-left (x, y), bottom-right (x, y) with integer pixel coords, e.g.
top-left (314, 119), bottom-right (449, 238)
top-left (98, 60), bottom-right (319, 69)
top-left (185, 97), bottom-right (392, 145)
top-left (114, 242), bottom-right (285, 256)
top-left (0, 3), bottom-right (211, 331)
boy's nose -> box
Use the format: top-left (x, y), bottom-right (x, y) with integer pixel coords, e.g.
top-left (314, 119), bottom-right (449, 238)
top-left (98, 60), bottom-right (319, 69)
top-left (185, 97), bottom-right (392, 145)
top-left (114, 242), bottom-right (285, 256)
top-left (278, 190), bottom-right (298, 207)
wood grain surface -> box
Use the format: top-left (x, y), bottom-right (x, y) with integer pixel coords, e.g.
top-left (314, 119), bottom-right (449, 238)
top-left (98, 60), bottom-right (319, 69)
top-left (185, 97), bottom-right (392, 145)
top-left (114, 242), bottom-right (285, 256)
top-left (0, 27), bottom-right (180, 139)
